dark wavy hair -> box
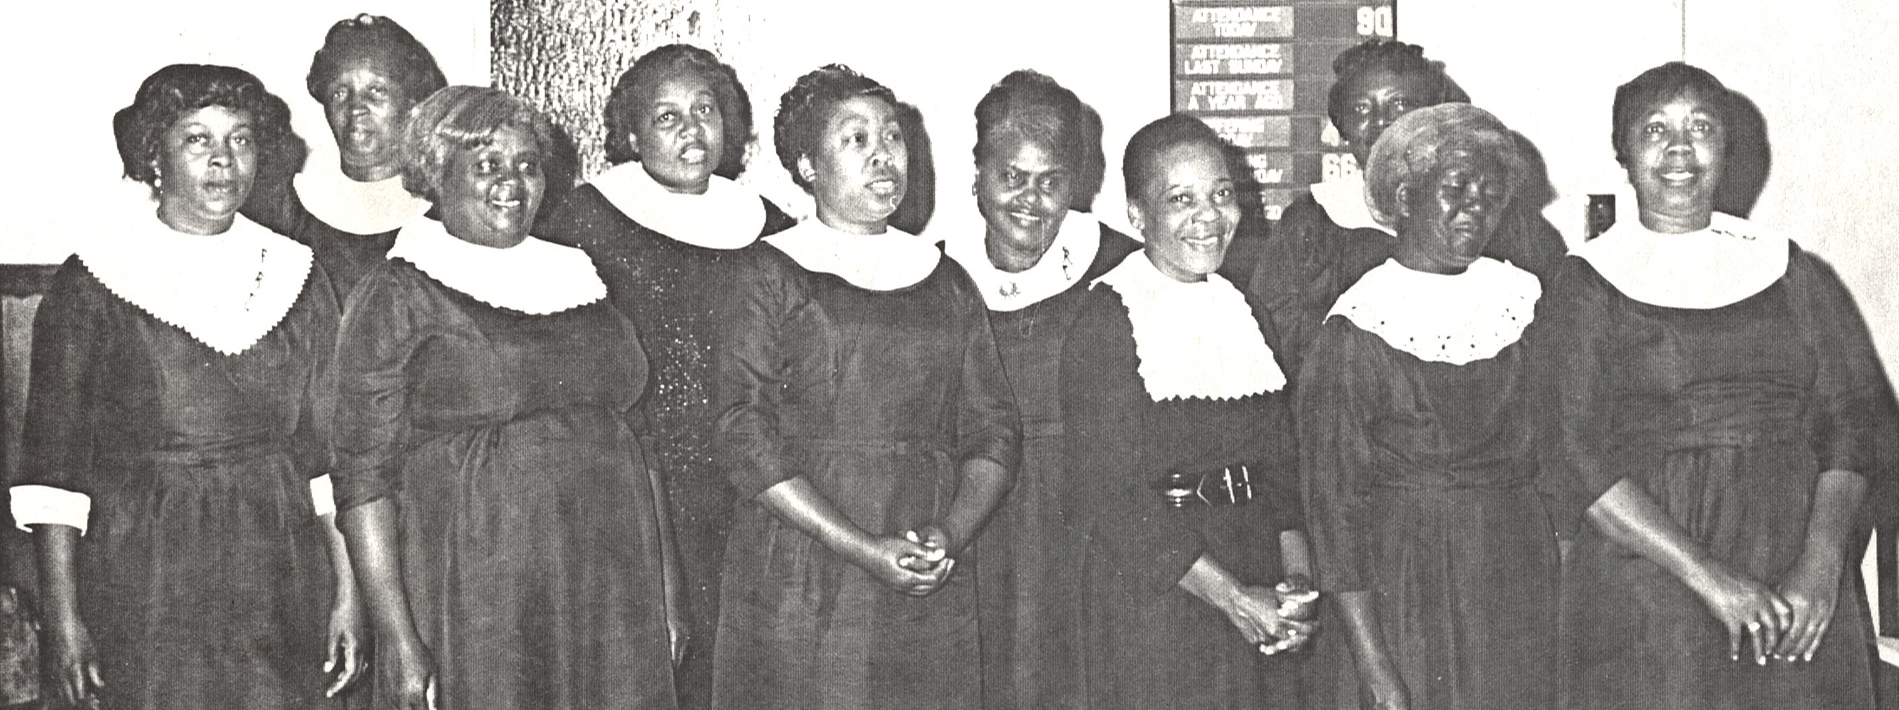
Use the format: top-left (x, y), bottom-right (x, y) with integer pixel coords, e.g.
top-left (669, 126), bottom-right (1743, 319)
top-left (603, 44), bottom-right (754, 179)
top-left (113, 64), bottom-right (295, 192)
top-left (399, 86), bottom-right (561, 204)
top-left (1122, 114), bottom-right (1231, 201)
top-left (1326, 39), bottom-right (1468, 130)
top-left (1610, 62), bottom-right (1735, 167)
top-left (305, 14), bottom-right (447, 107)
top-left (773, 64), bottom-right (900, 193)
top-left (973, 69), bottom-right (1105, 211)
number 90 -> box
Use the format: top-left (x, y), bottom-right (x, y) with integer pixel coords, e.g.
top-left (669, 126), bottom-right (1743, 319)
top-left (1357, 6), bottom-right (1394, 37)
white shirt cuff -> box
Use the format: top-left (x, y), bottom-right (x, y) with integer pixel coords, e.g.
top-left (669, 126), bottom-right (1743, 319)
top-left (10, 485), bottom-right (90, 535)
top-left (309, 475), bottom-right (336, 517)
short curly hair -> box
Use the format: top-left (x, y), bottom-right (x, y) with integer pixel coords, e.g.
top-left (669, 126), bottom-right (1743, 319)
top-left (1364, 103), bottom-right (1527, 230)
top-left (305, 14), bottom-right (447, 108)
top-left (773, 64), bottom-right (900, 193)
top-left (399, 86), bottom-right (560, 203)
top-left (1121, 113), bottom-right (1229, 201)
top-left (973, 69), bottom-right (1105, 211)
top-left (1610, 62), bottom-right (1734, 167)
top-left (113, 64), bottom-right (295, 191)
top-left (603, 43), bottom-right (755, 179)
top-left (1326, 39), bottom-right (1467, 131)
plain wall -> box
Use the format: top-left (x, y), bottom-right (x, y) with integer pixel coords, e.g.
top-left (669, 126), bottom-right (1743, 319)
top-left (0, 0), bottom-right (490, 264)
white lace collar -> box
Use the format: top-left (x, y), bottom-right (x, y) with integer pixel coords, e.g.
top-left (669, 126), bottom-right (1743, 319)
top-left (1308, 171), bottom-right (1393, 235)
top-left (1093, 251), bottom-right (1286, 401)
top-left (387, 216), bottom-right (606, 315)
top-left (764, 219), bottom-right (941, 291)
top-left (293, 162), bottom-right (431, 236)
top-left (78, 198), bottom-right (313, 356)
top-left (1573, 211), bottom-right (1788, 310)
top-left (1328, 257), bottom-right (1540, 365)
top-left (943, 211), bottom-right (1102, 312)
top-left (587, 161), bottom-right (767, 250)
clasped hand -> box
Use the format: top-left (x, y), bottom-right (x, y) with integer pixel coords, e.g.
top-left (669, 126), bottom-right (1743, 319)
top-left (855, 525), bottom-right (957, 597)
top-left (1694, 552), bottom-right (1842, 665)
top-left (1222, 584), bottom-right (1318, 656)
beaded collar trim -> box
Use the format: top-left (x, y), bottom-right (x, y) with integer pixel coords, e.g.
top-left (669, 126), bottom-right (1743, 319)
top-left (1329, 257), bottom-right (1539, 365)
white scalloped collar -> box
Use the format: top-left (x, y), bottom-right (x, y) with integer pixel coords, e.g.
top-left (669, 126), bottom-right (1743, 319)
top-left (1093, 251), bottom-right (1286, 401)
top-left (764, 219), bottom-right (940, 291)
top-left (293, 162), bottom-right (431, 236)
top-left (587, 161), bottom-right (766, 250)
top-left (944, 211), bottom-right (1102, 312)
top-left (78, 198), bottom-right (313, 356)
top-left (387, 216), bottom-right (605, 315)
top-left (1329, 257), bottom-right (1540, 365)
top-left (1308, 171), bottom-right (1393, 235)
top-left (1573, 211), bottom-right (1788, 310)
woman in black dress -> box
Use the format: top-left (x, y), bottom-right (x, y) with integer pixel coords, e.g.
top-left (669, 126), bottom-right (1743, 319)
top-left (1062, 114), bottom-right (1313, 709)
top-left (245, 13), bottom-right (447, 303)
top-left (1299, 103), bottom-right (1556, 710)
top-left (536, 46), bottom-right (794, 707)
top-left (942, 69), bottom-right (1138, 710)
top-left (13, 64), bottom-right (363, 709)
top-left (1248, 39), bottom-right (1561, 370)
top-left (1545, 62), bottom-right (1895, 710)
top-left (333, 86), bottom-right (675, 710)
top-left (711, 64), bottom-right (1019, 710)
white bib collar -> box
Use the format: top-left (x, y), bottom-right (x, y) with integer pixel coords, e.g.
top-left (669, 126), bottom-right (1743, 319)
top-left (293, 162), bottom-right (431, 236)
top-left (944, 211), bottom-right (1102, 312)
top-left (1574, 211), bottom-right (1788, 310)
top-left (387, 216), bottom-right (606, 315)
top-left (1328, 257), bottom-right (1540, 365)
top-left (1093, 251), bottom-right (1286, 402)
top-left (764, 219), bottom-right (941, 291)
top-left (587, 161), bottom-right (767, 250)
top-left (78, 198), bottom-right (313, 356)
top-left (1308, 172), bottom-right (1393, 235)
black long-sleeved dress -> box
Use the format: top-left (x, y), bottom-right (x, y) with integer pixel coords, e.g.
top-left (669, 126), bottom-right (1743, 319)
top-left (711, 230), bottom-right (1020, 710)
top-left (332, 228), bottom-right (674, 710)
top-left (1544, 242), bottom-right (1892, 710)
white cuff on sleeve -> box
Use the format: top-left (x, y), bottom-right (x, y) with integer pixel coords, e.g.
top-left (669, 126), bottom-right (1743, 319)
top-left (10, 485), bottom-right (91, 535)
top-left (309, 474), bottom-right (336, 517)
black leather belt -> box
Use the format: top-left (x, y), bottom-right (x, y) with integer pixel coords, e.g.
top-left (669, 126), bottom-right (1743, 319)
top-left (1153, 464), bottom-right (1255, 508)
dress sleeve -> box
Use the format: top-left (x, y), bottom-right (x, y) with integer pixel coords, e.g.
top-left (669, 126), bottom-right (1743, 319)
top-left (1060, 287), bottom-right (1205, 597)
top-left (1248, 196), bottom-right (1326, 374)
top-left (1296, 318), bottom-right (1383, 592)
top-left (1538, 256), bottom-right (1622, 534)
top-left (13, 259), bottom-right (110, 532)
top-left (291, 262), bottom-right (340, 476)
top-left (714, 248), bottom-right (797, 500)
top-left (330, 263), bottom-right (421, 512)
top-left (951, 274), bottom-right (1021, 474)
top-left (1786, 248), bottom-right (1897, 482)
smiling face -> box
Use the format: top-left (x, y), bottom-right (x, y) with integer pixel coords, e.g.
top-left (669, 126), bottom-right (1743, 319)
top-left (1622, 89), bottom-right (1725, 233)
top-left (437, 123), bottom-right (545, 248)
top-left (629, 68), bottom-right (724, 194)
top-left (1393, 146), bottom-right (1512, 274)
top-left (976, 131), bottom-right (1075, 271)
top-left (1128, 140), bottom-right (1239, 282)
top-left (322, 58), bottom-right (414, 182)
top-left (1335, 68), bottom-right (1439, 168)
top-left (155, 105), bottom-right (257, 235)
top-left (800, 95), bottom-right (907, 234)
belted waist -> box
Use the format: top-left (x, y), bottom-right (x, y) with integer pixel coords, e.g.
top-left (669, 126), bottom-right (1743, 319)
top-left (784, 437), bottom-right (946, 457)
top-left (1617, 414), bottom-right (1803, 453)
top-left (97, 436), bottom-right (292, 468)
top-left (1154, 462), bottom-right (1261, 508)
top-left (1370, 472), bottom-right (1537, 492)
